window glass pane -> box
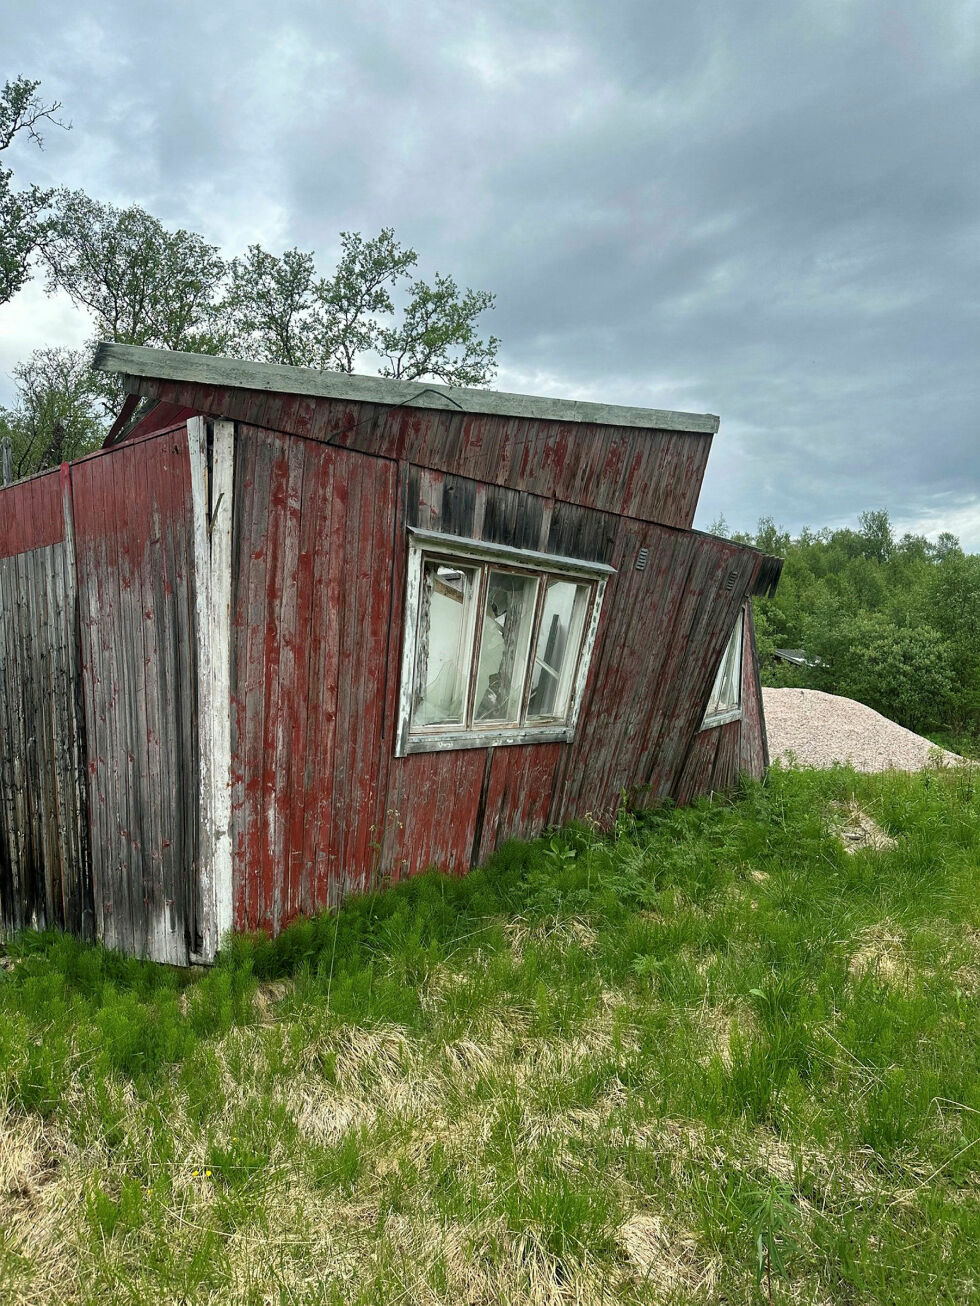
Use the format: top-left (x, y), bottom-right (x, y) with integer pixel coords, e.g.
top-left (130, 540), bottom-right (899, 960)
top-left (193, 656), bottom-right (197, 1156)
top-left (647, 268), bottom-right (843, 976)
top-left (705, 611), bottom-right (743, 719)
top-left (474, 571), bottom-right (539, 723)
top-left (527, 579), bottom-right (591, 720)
top-left (412, 561), bottom-right (477, 726)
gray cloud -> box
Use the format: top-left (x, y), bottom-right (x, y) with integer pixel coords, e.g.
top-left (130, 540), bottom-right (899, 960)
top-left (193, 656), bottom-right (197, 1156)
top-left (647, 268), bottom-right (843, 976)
top-left (1, 0), bottom-right (977, 543)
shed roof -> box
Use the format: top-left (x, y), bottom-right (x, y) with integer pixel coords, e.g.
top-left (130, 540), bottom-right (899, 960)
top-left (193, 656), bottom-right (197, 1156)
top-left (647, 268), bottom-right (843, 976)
top-left (93, 343), bottom-right (720, 435)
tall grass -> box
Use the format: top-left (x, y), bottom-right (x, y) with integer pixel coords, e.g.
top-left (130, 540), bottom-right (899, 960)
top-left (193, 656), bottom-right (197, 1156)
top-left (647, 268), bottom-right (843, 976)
top-left (1, 762), bottom-right (978, 1303)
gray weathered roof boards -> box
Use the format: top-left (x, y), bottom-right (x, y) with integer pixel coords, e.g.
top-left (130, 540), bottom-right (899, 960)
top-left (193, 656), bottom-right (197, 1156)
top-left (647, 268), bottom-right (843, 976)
top-left (93, 343), bottom-right (720, 435)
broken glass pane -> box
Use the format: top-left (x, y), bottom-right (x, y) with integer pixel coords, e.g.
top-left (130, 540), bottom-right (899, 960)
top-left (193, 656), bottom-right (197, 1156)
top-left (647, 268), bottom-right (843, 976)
top-left (704, 611), bottom-right (744, 720)
top-left (413, 561), bottom-right (477, 726)
top-left (527, 579), bottom-right (591, 720)
top-left (474, 571), bottom-right (538, 723)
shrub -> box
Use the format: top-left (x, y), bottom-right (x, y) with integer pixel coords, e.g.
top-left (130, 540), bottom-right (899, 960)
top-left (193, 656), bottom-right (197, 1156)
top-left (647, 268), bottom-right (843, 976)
top-left (810, 616), bottom-right (955, 733)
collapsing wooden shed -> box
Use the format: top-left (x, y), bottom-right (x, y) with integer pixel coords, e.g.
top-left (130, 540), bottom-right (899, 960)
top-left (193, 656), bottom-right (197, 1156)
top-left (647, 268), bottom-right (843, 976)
top-left (0, 344), bottom-right (782, 963)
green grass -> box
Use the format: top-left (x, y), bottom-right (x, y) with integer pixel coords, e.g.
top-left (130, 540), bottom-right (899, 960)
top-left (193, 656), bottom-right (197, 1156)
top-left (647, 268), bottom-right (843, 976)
top-left (2, 763), bottom-right (979, 1303)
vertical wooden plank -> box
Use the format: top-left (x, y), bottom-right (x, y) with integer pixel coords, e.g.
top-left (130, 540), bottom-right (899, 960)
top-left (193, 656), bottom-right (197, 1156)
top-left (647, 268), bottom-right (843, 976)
top-left (291, 442), bottom-right (328, 919)
top-left (210, 420), bottom-right (236, 941)
top-left (60, 466), bottom-right (93, 938)
top-left (188, 416), bottom-right (216, 959)
top-left (330, 446), bottom-right (362, 900)
top-left (105, 448), bottom-right (137, 958)
top-left (257, 436), bottom-right (293, 930)
top-left (308, 446), bottom-right (341, 916)
top-left (166, 430), bottom-right (198, 959)
top-left (271, 434), bottom-right (305, 928)
top-left (71, 431), bottom-right (199, 962)
top-left (128, 441), bottom-right (156, 961)
top-left (241, 432), bottom-right (274, 930)
top-left (74, 463), bottom-right (109, 948)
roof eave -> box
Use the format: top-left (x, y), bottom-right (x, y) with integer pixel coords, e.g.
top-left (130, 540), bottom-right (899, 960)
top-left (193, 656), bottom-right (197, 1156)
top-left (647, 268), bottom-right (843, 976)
top-left (93, 342), bottom-right (721, 435)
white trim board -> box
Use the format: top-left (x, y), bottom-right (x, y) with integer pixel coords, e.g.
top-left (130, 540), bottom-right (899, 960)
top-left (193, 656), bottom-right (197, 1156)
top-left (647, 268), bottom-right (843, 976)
top-left (209, 420), bottom-right (235, 942)
top-left (187, 416), bottom-right (235, 960)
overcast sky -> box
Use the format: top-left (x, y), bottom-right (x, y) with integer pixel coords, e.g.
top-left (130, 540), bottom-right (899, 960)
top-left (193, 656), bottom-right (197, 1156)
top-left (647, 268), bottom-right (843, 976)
top-left (1, 0), bottom-right (977, 546)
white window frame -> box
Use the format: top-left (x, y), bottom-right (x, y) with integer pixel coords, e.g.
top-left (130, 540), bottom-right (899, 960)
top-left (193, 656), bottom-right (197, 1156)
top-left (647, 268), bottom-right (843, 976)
top-left (396, 529), bottom-right (612, 756)
top-left (701, 606), bottom-right (745, 730)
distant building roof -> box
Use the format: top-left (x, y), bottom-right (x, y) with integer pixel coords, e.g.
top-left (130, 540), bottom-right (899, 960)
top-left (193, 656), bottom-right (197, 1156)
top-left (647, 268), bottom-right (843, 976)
top-left (773, 648), bottom-right (825, 668)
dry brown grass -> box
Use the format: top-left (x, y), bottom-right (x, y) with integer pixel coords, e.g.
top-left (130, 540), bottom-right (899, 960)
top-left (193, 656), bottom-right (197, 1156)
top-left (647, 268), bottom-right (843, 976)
top-left (830, 801), bottom-right (899, 854)
top-left (848, 924), bottom-right (913, 988)
top-left (618, 1212), bottom-right (719, 1300)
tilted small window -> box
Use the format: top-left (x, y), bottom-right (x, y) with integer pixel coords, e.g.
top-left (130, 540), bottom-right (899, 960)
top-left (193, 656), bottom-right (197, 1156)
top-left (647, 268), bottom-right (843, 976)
top-left (701, 608), bottom-right (745, 728)
top-left (397, 530), bottom-right (611, 755)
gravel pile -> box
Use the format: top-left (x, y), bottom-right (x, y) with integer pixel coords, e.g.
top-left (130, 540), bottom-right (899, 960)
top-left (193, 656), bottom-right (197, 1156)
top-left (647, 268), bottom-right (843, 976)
top-left (762, 687), bottom-right (964, 773)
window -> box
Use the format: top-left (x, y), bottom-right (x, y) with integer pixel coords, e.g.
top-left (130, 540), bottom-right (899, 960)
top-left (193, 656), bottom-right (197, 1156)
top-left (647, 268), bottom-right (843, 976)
top-left (398, 530), bottom-right (611, 755)
top-left (701, 608), bottom-right (744, 728)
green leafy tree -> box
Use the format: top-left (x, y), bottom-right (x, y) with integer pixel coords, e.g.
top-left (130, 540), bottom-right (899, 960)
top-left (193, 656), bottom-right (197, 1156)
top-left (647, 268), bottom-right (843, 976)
top-left (834, 618), bottom-right (956, 733)
top-left (42, 211), bottom-right (498, 388)
top-left (921, 552), bottom-right (980, 730)
top-left (42, 190), bottom-right (228, 353)
top-left (376, 271), bottom-right (497, 385)
top-left (754, 515), bottom-right (791, 557)
top-left (749, 510), bottom-right (977, 744)
top-left (223, 228), bottom-right (498, 385)
top-left (857, 508), bottom-right (894, 564)
top-left (222, 244), bottom-right (317, 367)
top-left (0, 347), bottom-right (105, 479)
top-left (0, 77), bottom-right (68, 306)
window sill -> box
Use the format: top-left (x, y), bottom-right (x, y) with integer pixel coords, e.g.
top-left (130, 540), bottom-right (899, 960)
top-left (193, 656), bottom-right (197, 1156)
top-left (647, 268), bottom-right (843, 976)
top-left (700, 708), bottom-right (743, 731)
top-left (397, 724), bottom-right (574, 756)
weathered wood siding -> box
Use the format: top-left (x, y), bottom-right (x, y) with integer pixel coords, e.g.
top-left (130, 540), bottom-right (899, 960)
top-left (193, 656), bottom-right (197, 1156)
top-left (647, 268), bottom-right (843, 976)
top-left (70, 432), bottom-right (201, 963)
top-left (672, 601), bottom-right (768, 804)
top-left (230, 429), bottom-right (772, 934)
top-left (118, 379), bottom-right (712, 529)
top-left (0, 472), bottom-right (66, 557)
top-left (2, 382), bottom-right (773, 955)
top-left (229, 427), bottom-right (398, 932)
top-left (0, 470), bottom-right (92, 937)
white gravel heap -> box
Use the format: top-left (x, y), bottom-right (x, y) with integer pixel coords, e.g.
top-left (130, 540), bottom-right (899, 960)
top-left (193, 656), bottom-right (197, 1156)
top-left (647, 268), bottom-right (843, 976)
top-left (762, 687), bottom-right (964, 773)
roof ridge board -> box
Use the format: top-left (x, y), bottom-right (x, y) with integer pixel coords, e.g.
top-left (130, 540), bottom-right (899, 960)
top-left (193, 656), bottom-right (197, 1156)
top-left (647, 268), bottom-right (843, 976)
top-left (92, 342), bottom-right (720, 435)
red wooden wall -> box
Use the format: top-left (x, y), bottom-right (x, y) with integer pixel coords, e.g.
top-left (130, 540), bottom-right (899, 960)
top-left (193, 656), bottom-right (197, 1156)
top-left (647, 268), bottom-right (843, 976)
top-left (2, 384), bottom-right (775, 952)
top-left (0, 469), bottom-right (65, 557)
top-left (118, 379), bottom-right (713, 529)
top-left (672, 603), bottom-right (767, 806)
top-left (229, 425), bottom-right (771, 934)
top-left (229, 427), bottom-right (398, 932)
top-left (1, 436), bottom-right (203, 959)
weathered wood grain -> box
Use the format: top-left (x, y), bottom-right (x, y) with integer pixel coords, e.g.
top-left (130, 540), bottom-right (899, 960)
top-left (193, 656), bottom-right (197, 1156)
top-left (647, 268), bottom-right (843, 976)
top-left (210, 421), bottom-right (236, 942)
top-left (2, 350), bottom-right (779, 956)
top-left (71, 431), bottom-right (199, 963)
top-left (228, 428), bottom-right (400, 932)
top-left (95, 342), bottom-right (720, 435)
top-left (187, 415), bottom-right (240, 960)
top-left (0, 524), bottom-right (91, 938)
top-left (107, 375), bottom-right (714, 530)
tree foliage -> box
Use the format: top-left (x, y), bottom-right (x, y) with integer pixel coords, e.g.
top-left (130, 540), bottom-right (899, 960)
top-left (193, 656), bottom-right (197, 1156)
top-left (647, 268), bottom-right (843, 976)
top-left (1, 81), bottom-right (498, 479)
top-left (0, 76), bottom-right (68, 306)
top-left (43, 190), bottom-right (229, 352)
top-left (223, 228), bottom-right (498, 384)
top-left (40, 203), bottom-right (498, 387)
top-left (740, 511), bottom-right (980, 752)
top-left (0, 347), bottom-right (105, 478)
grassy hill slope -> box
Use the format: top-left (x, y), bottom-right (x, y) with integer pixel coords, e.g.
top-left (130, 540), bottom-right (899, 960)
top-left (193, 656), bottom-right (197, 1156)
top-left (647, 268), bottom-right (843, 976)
top-left (2, 763), bottom-right (979, 1304)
